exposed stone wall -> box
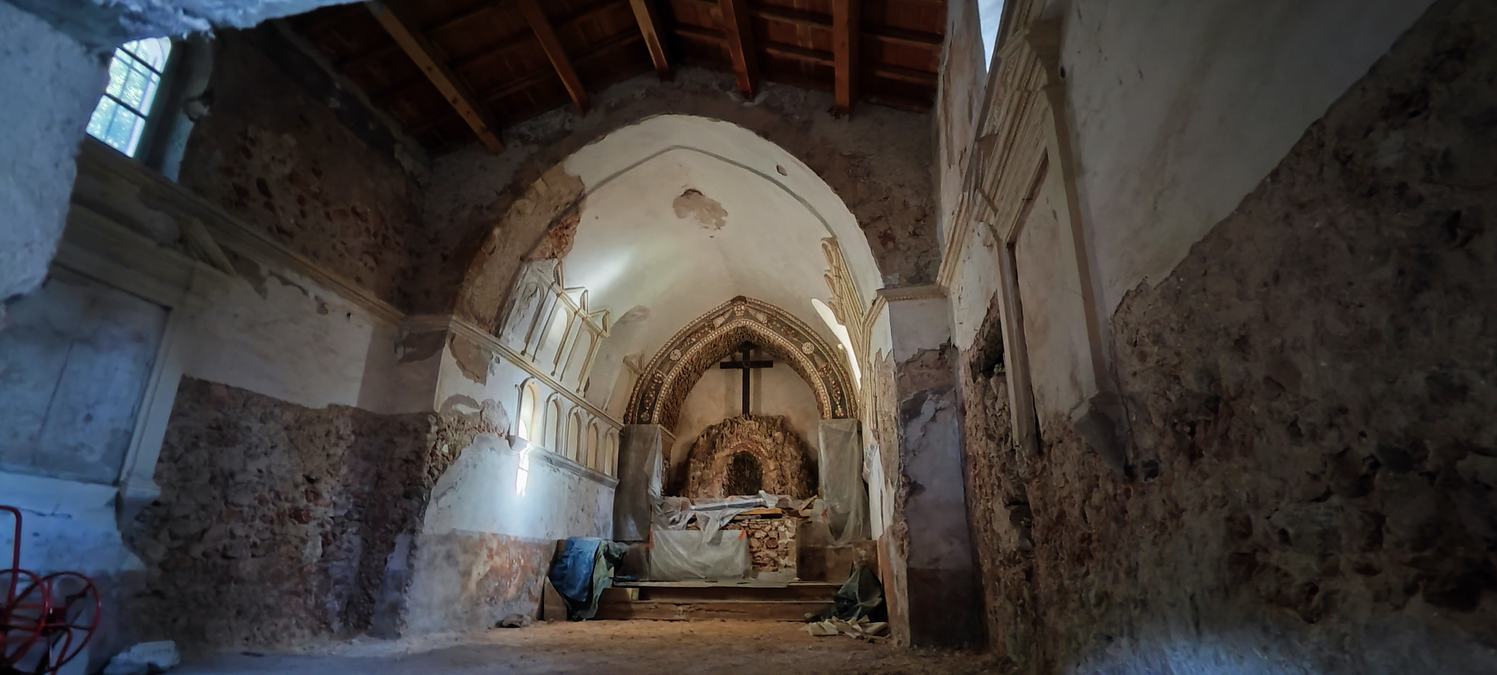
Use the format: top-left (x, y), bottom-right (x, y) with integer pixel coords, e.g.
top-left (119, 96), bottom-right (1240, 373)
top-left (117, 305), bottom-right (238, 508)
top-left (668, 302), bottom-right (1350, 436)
top-left (125, 377), bottom-right (431, 648)
top-left (723, 517), bottom-right (799, 577)
top-left (178, 27), bottom-right (428, 309)
top-left (418, 67), bottom-right (937, 319)
top-left (684, 415), bottom-right (815, 499)
top-left (960, 1), bottom-right (1497, 671)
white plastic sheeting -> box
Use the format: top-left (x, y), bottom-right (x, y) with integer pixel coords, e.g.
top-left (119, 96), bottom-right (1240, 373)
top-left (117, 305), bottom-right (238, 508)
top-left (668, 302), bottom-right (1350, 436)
top-left (613, 425), bottom-right (664, 541)
top-left (647, 528), bottom-right (751, 580)
top-left (817, 419), bottom-right (868, 544)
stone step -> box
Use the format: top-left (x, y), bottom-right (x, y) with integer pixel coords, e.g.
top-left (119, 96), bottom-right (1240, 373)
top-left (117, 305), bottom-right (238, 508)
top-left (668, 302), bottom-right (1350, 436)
top-left (593, 599), bottom-right (831, 622)
top-left (605, 580), bottom-right (839, 603)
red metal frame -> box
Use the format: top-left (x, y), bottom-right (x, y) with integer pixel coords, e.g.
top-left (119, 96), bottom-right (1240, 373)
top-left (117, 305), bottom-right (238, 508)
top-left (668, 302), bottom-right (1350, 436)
top-left (0, 506), bottom-right (102, 675)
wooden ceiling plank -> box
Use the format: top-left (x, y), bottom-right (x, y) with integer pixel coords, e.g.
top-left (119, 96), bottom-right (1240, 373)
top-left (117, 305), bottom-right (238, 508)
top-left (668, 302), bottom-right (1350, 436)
top-left (629, 0), bottom-right (673, 79)
top-left (832, 0), bottom-right (858, 113)
top-left (519, 0), bottom-right (591, 113)
top-left (478, 30), bottom-right (644, 109)
top-left (749, 5), bottom-right (940, 49)
top-left (366, 1), bottom-right (504, 153)
top-left (718, 0), bottom-right (760, 99)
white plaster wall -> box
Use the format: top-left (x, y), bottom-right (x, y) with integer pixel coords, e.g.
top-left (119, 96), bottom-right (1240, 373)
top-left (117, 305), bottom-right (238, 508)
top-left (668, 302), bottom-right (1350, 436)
top-left (1014, 169), bottom-right (1094, 419)
top-left (1061, 0), bottom-right (1435, 314)
top-left (935, 0), bottom-right (990, 247)
top-left (177, 266), bottom-right (420, 414)
top-left (431, 340), bottom-right (618, 540)
top-left (423, 434), bottom-right (613, 541)
top-left (668, 366), bottom-right (823, 476)
top-left (558, 115), bottom-right (876, 370)
top-left (0, 268), bottom-right (167, 484)
top-left (950, 223), bottom-right (1004, 351)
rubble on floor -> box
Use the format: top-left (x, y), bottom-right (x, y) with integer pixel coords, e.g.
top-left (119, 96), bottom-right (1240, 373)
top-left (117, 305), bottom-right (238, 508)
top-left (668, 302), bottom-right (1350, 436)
top-left (104, 640), bottom-right (180, 675)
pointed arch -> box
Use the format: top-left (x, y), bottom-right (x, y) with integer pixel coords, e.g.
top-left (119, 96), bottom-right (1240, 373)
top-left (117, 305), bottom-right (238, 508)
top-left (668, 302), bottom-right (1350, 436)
top-left (516, 379), bottom-right (543, 441)
top-left (564, 408), bottom-right (584, 462)
top-left (586, 420), bottom-right (602, 470)
top-left (625, 296), bottom-right (857, 429)
top-left (543, 394), bottom-right (564, 451)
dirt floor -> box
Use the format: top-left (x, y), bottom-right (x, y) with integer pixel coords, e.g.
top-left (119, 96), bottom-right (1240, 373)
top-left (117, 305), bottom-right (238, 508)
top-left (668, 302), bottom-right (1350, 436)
top-left (174, 620), bottom-right (1002, 674)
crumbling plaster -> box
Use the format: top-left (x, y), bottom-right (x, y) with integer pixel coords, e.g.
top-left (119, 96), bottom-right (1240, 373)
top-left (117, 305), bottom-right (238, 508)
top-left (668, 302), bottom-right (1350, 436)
top-left (956, 0), bottom-right (1497, 670)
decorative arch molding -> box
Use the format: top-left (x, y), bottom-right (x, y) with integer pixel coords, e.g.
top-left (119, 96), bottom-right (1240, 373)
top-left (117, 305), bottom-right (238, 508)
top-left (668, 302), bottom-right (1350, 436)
top-left (625, 296), bottom-right (857, 429)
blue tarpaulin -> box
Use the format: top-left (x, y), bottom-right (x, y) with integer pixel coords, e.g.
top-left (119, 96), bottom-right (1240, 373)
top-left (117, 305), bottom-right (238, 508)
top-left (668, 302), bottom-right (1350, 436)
top-left (547, 537), bottom-right (627, 620)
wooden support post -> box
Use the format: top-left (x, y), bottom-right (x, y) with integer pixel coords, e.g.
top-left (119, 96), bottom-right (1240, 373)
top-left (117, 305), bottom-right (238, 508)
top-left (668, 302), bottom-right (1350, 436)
top-left (718, 0), bottom-right (760, 99)
top-left (629, 0), bottom-right (672, 79)
top-left (519, 0), bottom-right (590, 113)
top-left (366, 1), bottom-right (504, 152)
top-left (832, 0), bottom-right (859, 114)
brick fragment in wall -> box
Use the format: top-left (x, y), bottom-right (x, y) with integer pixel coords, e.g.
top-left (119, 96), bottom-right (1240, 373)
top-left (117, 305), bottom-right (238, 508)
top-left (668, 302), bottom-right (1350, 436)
top-left (525, 204), bottom-right (581, 261)
top-left (959, 2), bottom-right (1497, 671)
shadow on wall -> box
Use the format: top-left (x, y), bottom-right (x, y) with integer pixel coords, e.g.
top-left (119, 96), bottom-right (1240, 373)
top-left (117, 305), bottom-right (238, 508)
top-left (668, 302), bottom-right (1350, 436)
top-left (959, 1), bottom-right (1497, 672)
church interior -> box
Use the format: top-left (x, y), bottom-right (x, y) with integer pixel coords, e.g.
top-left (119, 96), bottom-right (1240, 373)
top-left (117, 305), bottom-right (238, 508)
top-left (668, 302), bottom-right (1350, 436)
top-left (0, 0), bottom-right (1493, 673)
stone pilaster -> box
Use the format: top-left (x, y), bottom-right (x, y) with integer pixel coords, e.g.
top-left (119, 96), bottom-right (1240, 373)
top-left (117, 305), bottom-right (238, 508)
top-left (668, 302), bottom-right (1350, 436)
top-left (878, 287), bottom-right (984, 648)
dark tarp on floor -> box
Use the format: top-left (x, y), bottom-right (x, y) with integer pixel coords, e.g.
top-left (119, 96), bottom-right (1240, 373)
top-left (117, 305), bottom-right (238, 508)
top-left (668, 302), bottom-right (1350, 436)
top-left (547, 537), bottom-right (628, 620)
top-left (824, 563), bottom-right (886, 622)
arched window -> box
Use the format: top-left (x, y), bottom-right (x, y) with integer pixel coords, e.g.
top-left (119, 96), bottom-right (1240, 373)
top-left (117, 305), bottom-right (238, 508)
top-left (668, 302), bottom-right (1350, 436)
top-left (586, 422), bottom-right (602, 470)
top-left (604, 430), bottom-right (619, 476)
top-left (87, 37), bottom-right (173, 157)
top-left (516, 380), bottom-right (543, 441)
top-left (565, 410), bottom-right (584, 462)
top-left (544, 396), bottom-right (563, 451)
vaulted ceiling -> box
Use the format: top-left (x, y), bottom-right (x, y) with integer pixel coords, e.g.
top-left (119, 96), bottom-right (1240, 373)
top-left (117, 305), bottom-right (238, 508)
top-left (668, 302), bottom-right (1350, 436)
top-left (287, 0), bottom-right (947, 151)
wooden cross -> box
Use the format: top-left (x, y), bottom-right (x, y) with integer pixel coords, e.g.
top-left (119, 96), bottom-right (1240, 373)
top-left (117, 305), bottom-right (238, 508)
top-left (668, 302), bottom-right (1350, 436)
top-left (718, 342), bottom-right (773, 416)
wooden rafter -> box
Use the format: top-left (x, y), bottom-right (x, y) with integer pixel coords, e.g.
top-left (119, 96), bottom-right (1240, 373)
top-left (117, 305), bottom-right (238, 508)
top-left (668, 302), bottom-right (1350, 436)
top-left (832, 0), bottom-right (858, 114)
top-left (718, 0), bottom-right (760, 99)
top-left (366, 1), bottom-right (504, 152)
top-left (748, 5), bottom-right (942, 49)
top-left (629, 0), bottom-right (672, 79)
top-left (518, 0), bottom-right (589, 113)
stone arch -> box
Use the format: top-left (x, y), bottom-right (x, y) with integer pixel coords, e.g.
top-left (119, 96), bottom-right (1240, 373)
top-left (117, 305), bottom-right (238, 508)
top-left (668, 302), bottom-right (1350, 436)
top-left (448, 113), bottom-right (913, 333)
top-left (542, 394), bottom-right (564, 451)
top-left (625, 296), bottom-right (857, 429)
top-left (515, 378), bottom-right (543, 442)
top-left (586, 420), bottom-right (602, 470)
top-left (684, 416), bottom-right (815, 499)
top-left (564, 408), bottom-right (584, 462)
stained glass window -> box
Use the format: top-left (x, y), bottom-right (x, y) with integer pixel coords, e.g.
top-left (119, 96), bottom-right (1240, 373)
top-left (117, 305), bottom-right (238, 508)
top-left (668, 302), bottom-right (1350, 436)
top-left (85, 37), bottom-right (173, 157)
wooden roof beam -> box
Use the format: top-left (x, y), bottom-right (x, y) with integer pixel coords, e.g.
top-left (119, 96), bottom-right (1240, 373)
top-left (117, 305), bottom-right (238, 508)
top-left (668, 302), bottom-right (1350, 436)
top-left (519, 0), bottom-right (589, 114)
top-left (749, 5), bottom-right (943, 49)
top-left (718, 0), bottom-right (760, 99)
top-left (366, 1), bottom-right (504, 153)
top-left (629, 0), bottom-right (673, 79)
top-left (832, 0), bottom-right (858, 114)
